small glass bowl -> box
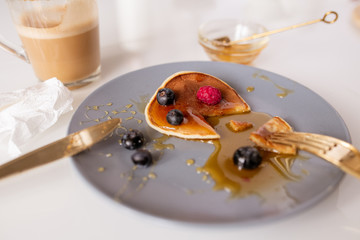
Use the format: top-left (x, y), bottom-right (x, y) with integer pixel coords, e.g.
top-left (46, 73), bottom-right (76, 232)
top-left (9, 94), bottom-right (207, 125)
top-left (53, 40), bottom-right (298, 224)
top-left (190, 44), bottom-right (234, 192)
top-left (198, 19), bottom-right (269, 65)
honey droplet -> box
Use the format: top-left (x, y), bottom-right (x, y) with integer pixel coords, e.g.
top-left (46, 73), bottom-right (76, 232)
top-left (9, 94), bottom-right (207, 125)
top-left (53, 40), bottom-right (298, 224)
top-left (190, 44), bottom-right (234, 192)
top-left (196, 167), bottom-right (205, 174)
top-left (247, 86), bottom-right (255, 92)
top-left (301, 169), bottom-right (309, 175)
top-left (148, 172), bottom-right (157, 179)
top-left (97, 167), bottom-right (105, 172)
top-left (276, 86), bottom-right (294, 98)
top-left (202, 175), bottom-right (208, 181)
top-left (185, 189), bottom-right (194, 195)
top-left (259, 75), bottom-right (269, 81)
top-left (186, 159), bottom-right (195, 166)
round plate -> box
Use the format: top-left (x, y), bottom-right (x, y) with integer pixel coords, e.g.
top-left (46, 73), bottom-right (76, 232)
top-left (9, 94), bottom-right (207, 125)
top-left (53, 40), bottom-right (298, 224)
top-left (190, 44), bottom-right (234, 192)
top-left (68, 61), bottom-right (349, 224)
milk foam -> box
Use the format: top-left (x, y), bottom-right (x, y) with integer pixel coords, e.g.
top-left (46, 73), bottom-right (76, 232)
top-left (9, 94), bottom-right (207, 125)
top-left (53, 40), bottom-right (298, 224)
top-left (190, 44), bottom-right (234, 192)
top-left (16, 0), bottom-right (98, 39)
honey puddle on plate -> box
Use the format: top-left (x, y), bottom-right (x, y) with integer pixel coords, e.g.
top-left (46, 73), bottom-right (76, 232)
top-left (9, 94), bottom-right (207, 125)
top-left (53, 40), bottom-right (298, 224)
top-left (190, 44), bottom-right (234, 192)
top-left (195, 112), bottom-right (301, 206)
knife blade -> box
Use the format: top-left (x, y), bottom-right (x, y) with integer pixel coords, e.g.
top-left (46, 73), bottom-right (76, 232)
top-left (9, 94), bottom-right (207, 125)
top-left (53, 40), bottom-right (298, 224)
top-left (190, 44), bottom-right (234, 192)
top-left (0, 118), bottom-right (120, 180)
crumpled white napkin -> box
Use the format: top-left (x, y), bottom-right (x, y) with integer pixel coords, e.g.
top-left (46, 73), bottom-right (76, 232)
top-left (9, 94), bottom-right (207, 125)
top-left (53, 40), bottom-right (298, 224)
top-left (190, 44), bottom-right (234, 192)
top-left (0, 78), bottom-right (73, 158)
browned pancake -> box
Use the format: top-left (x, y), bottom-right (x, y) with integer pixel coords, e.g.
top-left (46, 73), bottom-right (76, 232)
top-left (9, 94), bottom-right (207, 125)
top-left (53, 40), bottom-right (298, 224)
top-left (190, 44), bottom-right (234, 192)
top-left (145, 71), bottom-right (251, 139)
top-left (250, 116), bottom-right (296, 154)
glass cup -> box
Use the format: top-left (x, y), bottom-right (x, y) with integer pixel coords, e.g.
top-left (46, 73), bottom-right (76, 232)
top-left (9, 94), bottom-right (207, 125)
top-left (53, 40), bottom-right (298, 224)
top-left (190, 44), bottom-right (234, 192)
top-left (1, 0), bottom-right (101, 89)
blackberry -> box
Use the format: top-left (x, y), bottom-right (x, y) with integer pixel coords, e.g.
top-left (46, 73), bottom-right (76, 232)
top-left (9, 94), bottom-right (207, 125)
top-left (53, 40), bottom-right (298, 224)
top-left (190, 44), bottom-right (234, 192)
top-left (121, 129), bottom-right (145, 150)
top-left (157, 88), bottom-right (175, 106)
top-left (233, 146), bottom-right (262, 170)
top-left (131, 149), bottom-right (153, 167)
top-left (166, 109), bottom-right (184, 125)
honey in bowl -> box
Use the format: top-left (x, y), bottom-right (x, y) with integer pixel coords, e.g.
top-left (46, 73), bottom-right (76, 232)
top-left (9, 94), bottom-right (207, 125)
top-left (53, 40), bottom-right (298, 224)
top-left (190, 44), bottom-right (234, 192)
top-left (198, 19), bottom-right (269, 65)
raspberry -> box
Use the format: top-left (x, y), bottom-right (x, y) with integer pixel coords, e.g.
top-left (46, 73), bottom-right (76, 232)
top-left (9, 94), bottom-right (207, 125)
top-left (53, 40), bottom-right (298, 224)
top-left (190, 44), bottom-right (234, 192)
top-left (196, 86), bottom-right (222, 105)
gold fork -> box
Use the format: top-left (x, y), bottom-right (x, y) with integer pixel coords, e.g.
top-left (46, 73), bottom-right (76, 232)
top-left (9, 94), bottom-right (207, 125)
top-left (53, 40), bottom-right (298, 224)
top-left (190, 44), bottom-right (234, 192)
top-left (268, 132), bottom-right (360, 179)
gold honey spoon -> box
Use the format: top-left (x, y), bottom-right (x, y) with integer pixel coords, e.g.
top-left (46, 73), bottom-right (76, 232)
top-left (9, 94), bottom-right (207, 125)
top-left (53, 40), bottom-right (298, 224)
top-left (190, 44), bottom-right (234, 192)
top-left (218, 11), bottom-right (338, 45)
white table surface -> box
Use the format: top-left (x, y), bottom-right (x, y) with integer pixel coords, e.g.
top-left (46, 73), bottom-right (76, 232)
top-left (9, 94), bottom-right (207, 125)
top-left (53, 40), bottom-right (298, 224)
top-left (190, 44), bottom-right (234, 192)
top-left (1, 0), bottom-right (360, 239)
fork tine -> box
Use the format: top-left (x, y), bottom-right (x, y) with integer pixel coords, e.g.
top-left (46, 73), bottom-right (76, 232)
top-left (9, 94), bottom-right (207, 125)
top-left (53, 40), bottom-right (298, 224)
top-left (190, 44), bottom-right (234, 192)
top-left (269, 132), bottom-right (360, 179)
top-left (270, 137), bottom-right (325, 157)
top-left (296, 132), bottom-right (340, 148)
top-left (269, 132), bottom-right (350, 161)
top-left (272, 132), bottom-right (336, 147)
top-left (270, 132), bottom-right (331, 153)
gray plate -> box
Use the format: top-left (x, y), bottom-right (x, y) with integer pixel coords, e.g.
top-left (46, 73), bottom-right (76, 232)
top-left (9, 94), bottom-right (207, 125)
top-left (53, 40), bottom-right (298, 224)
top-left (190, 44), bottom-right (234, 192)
top-left (68, 61), bottom-right (350, 224)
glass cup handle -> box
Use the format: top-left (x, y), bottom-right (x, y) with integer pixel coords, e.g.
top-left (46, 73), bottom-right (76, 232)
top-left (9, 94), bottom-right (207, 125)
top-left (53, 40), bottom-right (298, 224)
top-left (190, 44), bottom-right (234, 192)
top-left (0, 35), bottom-right (29, 63)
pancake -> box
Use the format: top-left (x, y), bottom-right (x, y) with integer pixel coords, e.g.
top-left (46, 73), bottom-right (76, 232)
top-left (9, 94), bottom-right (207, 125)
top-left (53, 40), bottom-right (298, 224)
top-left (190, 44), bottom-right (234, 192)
top-left (250, 116), bottom-right (296, 155)
top-left (145, 71), bottom-right (251, 139)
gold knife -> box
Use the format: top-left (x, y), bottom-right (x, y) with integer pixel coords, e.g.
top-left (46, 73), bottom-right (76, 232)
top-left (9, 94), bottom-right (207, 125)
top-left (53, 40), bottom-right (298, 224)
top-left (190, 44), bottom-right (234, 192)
top-left (0, 118), bottom-right (120, 180)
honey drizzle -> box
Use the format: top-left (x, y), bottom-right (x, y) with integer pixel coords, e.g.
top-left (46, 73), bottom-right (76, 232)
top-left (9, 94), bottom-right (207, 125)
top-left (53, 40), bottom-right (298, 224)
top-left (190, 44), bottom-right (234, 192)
top-left (80, 102), bottom-right (142, 125)
top-left (107, 96), bottom-right (173, 202)
top-left (152, 134), bottom-right (174, 151)
top-left (80, 99), bottom-right (156, 198)
top-left (269, 156), bottom-right (300, 181)
top-left (252, 72), bottom-right (294, 98)
top-left (81, 95), bottom-right (305, 205)
top-left (131, 94), bottom-right (151, 114)
top-left (114, 166), bottom-right (137, 202)
top-left (115, 163), bottom-right (159, 201)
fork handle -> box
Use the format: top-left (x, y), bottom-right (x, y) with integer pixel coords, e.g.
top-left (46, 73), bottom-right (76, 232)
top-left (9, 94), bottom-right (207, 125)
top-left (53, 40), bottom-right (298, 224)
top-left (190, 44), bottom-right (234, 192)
top-left (337, 151), bottom-right (360, 179)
